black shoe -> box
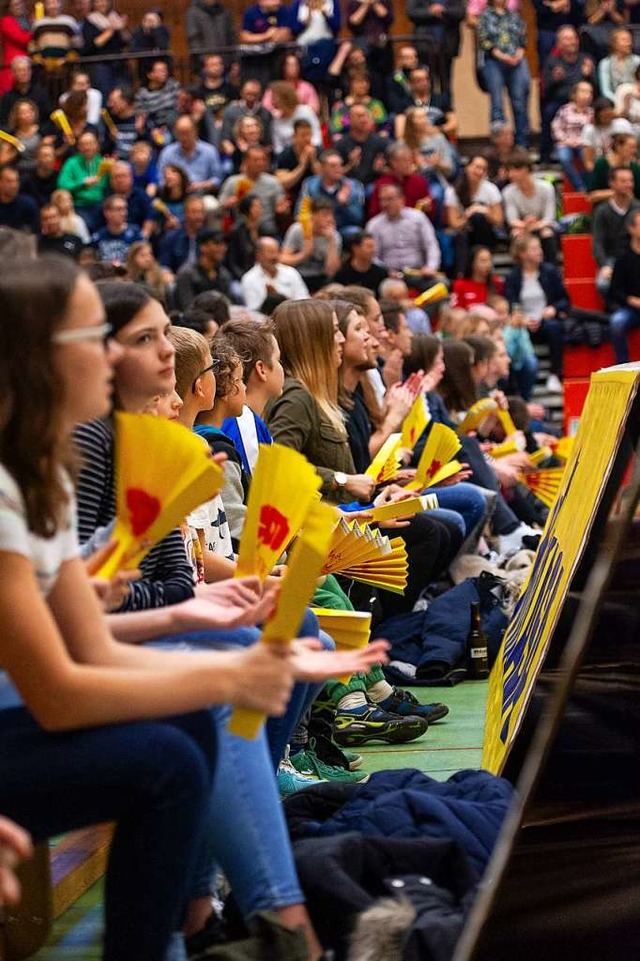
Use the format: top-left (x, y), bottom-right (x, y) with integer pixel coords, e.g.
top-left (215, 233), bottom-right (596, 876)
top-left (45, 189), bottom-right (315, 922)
top-left (377, 688), bottom-right (449, 723)
top-left (333, 706), bottom-right (428, 746)
top-left (186, 911), bottom-right (227, 960)
top-left (309, 730), bottom-right (364, 771)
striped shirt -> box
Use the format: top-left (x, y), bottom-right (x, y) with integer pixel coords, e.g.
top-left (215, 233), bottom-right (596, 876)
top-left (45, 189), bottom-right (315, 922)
top-left (74, 419), bottom-right (195, 610)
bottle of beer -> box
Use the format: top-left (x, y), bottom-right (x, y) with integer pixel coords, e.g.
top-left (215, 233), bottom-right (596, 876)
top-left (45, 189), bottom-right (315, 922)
top-left (466, 601), bottom-right (489, 679)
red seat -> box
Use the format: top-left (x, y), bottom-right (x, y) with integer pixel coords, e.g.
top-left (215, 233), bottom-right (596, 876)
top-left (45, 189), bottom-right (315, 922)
top-left (565, 279), bottom-right (605, 312)
top-left (563, 378), bottom-right (591, 434)
top-left (561, 234), bottom-right (597, 280)
top-left (562, 192), bottom-right (591, 216)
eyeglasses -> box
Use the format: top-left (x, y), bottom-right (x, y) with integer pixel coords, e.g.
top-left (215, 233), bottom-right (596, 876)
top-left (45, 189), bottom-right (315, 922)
top-left (192, 362), bottom-right (214, 391)
top-left (52, 322), bottom-right (113, 345)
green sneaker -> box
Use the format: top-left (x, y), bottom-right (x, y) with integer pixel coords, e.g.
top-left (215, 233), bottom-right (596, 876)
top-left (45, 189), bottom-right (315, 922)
top-left (290, 745), bottom-right (370, 784)
top-left (277, 747), bottom-right (327, 798)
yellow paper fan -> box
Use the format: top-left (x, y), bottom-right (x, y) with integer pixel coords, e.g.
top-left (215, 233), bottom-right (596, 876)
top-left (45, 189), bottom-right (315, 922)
top-left (429, 459), bottom-right (462, 486)
top-left (369, 493), bottom-right (438, 523)
top-left (228, 500), bottom-right (338, 739)
top-left (490, 436), bottom-right (526, 458)
top-left (97, 157), bottom-right (115, 179)
top-left (0, 129), bottom-right (24, 152)
top-left (366, 433), bottom-right (402, 484)
top-left (312, 608), bottom-right (372, 684)
top-left (497, 410), bottom-right (517, 436)
top-left (100, 108), bottom-right (118, 139)
top-left (456, 398), bottom-right (499, 435)
top-left (96, 412), bottom-right (224, 578)
top-left (235, 444), bottom-right (322, 582)
top-left (406, 423), bottom-right (461, 492)
top-left (401, 395), bottom-right (429, 451)
top-left (528, 445), bottom-right (553, 467)
top-left (523, 468), bottom-right (565, 508)
top-left (298, 194), bottom-right (313, 238)
top-left (553, 437), bottom-right (574, 462)
top-left (345, 537), bottom-right (408, 594)
top-left (50, 108), bottom-right (73, 138)
top-left (414, 281), bottom-right (449, 307)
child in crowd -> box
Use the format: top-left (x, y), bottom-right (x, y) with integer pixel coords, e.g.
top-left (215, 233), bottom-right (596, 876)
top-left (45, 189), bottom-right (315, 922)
top-left (551, 80), bottom-right (594, 192)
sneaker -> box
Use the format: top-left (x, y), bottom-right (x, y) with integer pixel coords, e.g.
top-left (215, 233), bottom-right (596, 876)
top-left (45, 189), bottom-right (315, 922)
top-left (377, 688), bottom-right (449, 723)
top-left (545, 373), bottom-right (563, 394)
top-left (333, 706), bottom-right (428, 747)
top-left (277, 748), bottom-right (327, 798)
top-left (310, 730), bottom-right (364, 771)
top-left (290, 744), bottom-right (370, 784)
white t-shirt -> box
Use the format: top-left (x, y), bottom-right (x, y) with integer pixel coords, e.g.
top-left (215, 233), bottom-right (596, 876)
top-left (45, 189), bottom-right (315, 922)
top-left (0, 463), bottom-right (78, 598)
top-left (581, 118), bottom-right (632, 155)
top-left (187, 494), bottom-right (233, 561)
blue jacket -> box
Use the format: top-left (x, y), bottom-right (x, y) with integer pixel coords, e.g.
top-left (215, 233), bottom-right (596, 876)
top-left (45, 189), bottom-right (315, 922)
top-left (295, 174), bottom-right (365, 233)
top-left (290, 0), bottom-right (340, 36)
top-left (503, 262), bottom-right (571, 318)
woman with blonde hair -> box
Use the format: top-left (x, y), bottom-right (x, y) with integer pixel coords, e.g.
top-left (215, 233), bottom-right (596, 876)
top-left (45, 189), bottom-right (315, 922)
top-left (125, 240), bottom-right (171, 306)
top-left (50, 187), bottom-right (91, 243)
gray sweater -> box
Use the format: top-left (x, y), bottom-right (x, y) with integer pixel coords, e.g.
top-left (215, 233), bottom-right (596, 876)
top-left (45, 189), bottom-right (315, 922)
top-left (592, 199), bottom-right (640, 268)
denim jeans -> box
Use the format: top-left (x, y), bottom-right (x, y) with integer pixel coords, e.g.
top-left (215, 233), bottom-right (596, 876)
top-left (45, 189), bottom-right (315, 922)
top-left (510, 350), bottom-right (539, 401)
top-left (530, 317), bottom-right (565, 376)
top-left (556, 145), bottom-right (588, 192)
top-left (483, 57), bottom-right (531, 146)
top-left (0, 703), bottom-right (216, 961)
top-left (427, 482), bottom-right (489, 537)
top-left (609, 306), bottom-right (640, 363)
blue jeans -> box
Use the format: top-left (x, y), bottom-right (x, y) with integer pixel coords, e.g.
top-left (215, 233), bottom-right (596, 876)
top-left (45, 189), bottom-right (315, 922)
top-left (609, 306), bottom-right (640, 363)
top-left (556, 145), bottom-right (587, 192)
top-left (0, 704), bottom-right (215, 961)
top-left (510, 351), bottom-right (539, 401)
top-left (483, 57), bottom-right (531, 147)
top-left (427, 482), bottom-right (488, 537)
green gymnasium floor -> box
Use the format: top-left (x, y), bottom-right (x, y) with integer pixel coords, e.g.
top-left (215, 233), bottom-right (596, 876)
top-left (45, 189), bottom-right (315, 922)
top-left (33, 681), bottom-right (488, 959)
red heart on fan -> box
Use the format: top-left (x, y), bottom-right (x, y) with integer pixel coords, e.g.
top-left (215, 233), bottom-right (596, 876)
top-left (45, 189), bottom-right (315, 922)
top-left (126, 488), bottom-right (161, 536)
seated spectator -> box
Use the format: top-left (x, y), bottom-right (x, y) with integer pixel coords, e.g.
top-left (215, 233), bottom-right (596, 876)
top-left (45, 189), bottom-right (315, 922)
top-left (614, 62), bottom-right (640, 138)
top-left (58, 69), bottom-right (102, 126)
top-left (185, 0), bottom-right (236, 74)
top-left (80, 0), bottom-right (130, 97)
top-left (129, 139), bottom-right (158, 196)
top-left (50, 185), bottom-right (90, 241)
top-left (366, 181), bottom-right (441, 284)
top-left (239, 0), bottom-right (292, 91)
top-left (129, 8), bottom-right (171, 82)
top-left (386, 42), bottom-right (419, 113)
top-left (173, 291), bottom-right (230, 342)
top-left (598, 27), bottom-right (639, 101)
top-left (296, 148), bottom-right (365, 237)
top-left (477, 0), bottom-right (531, 148)
top-left (56, 129), bottom-right (109, 231)
top-left (592, 165), bottom-right (638, 297)
top-left (329, 69), bottom-right (387, 138)
top-left (609, 206), bottom-right (640, 362)
top-left (346, 0), bottom-right (394, 94)
top-left (368, 141), bottom-right (432, 219)
top-left (289, 0), bottom-right (342, 85)
top-left (220, 80), bottom-right (273, 161)
top-left (125, 239), bottom-right (171, 305)
top-left (268, 80), bottom-right (322, 156)
top-left (588, 130), bottom-right (640, 204)
top-left (281, 197), bottom-right (342, 292)
top-left (0, 162), bottom-right (38, 231)
top-left (241, 235), bottom-right (309, 310)
top-left (502, 148), bottom-right (558, 263)
top-left (134, 59), bottom-right (180, 149)
top-left (452, 245), bottom-right (505, 310)
top-left (176, 227), bottom-right (234, 309)
top-left (581, 0), bottom-right (628, 63)
top-left (225, 192), bottom-right (263, 281)
top-left (401, 108), bottom-right (456, 221)
top-left (228, 114), bottom-right (265, 174)
top-left (481, 120), bottom-right (514, 189)
top-left (157, 115), bottom-right (222, 197)
top-left (496, 299), bottom-right (539, 401)
top-left (105, 160), bottom-right (154, 237)
top-left (219, 145), bottom-right (286, 236)
top-left (539, 24), bottom-right (595, 163)
top-left (43, 89), bottom-right (98, 164)
top-left (334, 229), bottom-right (388, 292)
top-left (378, 275), bottom-right (431, 334)
top-left (102, 85), bottom-right (139, 161)
top-left (275, 118), bottom-right (320, 206)
top-left (158, 193), bottom-right (206, 272)
top-left (531, 0), bottom-right (583, 68)
top-left (448, 153), bottom-right (504, 251)
top-left (192, 54), bottom-right (240, 128)
top-left (90, 194), bottom-right (142, 264)
top-left (37, 200), bottom-right (84, 257)
top-left (582, 96), bottom-right (632, 173)
top-left (334, 103), bottom-right (387, 188)
top-left (20, 140), bottom-right (57, 206)
top-left (8, 98), bottom-right (40, 174)
top-left (504, 233), bottom-right (570, 393)
top-left (263, 50), bottom-right (320, 114)
top-left (154, 162), bottom-right (189, 229)
top-left (551, 80), bottom-right (594, 192)
top-left (0, 58), bottom-right (50, 128)
top-left (393, 64), bottom-right (458, 140)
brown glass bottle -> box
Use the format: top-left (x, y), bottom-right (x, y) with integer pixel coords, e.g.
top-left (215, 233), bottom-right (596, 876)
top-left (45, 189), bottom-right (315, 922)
top-left (466, 601), bottom-right (489, 679)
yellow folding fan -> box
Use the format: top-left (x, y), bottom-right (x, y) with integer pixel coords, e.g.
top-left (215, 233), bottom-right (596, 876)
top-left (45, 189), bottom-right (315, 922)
top-left (406, 423), bottom-right (461, 492)
top-left (95, 412), bottom-right (224, 578)
top-left (401, 395), bottom-right (430, 451)
top-left (553, 437), bottom-right (575, 462)
top-left (414, 281), bottom-right (449, 307)
top-left (523, 468), bottom-right (565, 509)
top-left (366, 433), bottom-right (402, 484)
top-left (311, 608), bottom-right (372, 684)
top-left (369, 493), bottom-right (439, 523)
top-left (235, 444), bottom-right (322, 582)
top-left (528, 445), bottom-right (554, 467)
top-left (456, 397), bottom-right (499, 435)
top-left (490, 435), bottom-right (527, 458)
top-left (322, 521), bottom-right (408, 593)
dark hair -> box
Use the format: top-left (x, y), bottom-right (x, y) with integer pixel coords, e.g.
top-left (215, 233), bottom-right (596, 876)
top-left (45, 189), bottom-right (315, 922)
top-left (609, 164), bottom-right (634, 182)
top-left (0, 256), bottom-right (82, 537)
top-left (311, 197), bottom-right (335, 214)
top-left (463, 245), bottom-right (498, 293)
top-left (159, 163), bottom-right (189, 202)
top-left (507, 147), bottom-right (532, 170)
top-left (380, 299), bottom-right (404, 333)
top-left (63, 89), bottom-right (88, 121)
top-left (293, 117), bottom-right (312, 132)
top-left (592, 96), bottom-right (614, 125)
top-left (172, 307), bottom-right (216, 336)
top-left (463, 334), bottom-right (497, 364)
top-left (611, 131), bottom-right (636, 152)
top-left (505, 395), bottom-right (528, 430)
top-left (197, 228), bottom-right (226, 246)
top-left (218, 317), bottom-right (276, 382)
top-left (191, 290), bottom-right (231, 324)
top-left (404, 333), bottom-right (442, 378)
top-left (96, 280), bottom-right (152, 335)
top-left (439, 340), bottom-right (476, 414)
top-left (210, 335), bottom-right (242, 399)
top-left (112, 85), bottom-right (135, 106)
top-left (237, 192), bottom-right (261, 218)
top-left (455, 155), bottom-right (488, 208)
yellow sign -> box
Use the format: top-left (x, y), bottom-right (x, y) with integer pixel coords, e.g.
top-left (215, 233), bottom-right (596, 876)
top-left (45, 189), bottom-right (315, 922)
top-left (483, 367), bottom-right (640, 774)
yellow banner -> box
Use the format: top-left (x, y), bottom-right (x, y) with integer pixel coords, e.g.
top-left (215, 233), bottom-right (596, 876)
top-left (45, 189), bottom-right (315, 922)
top-left (483, 367), bottom-right (640, 774)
